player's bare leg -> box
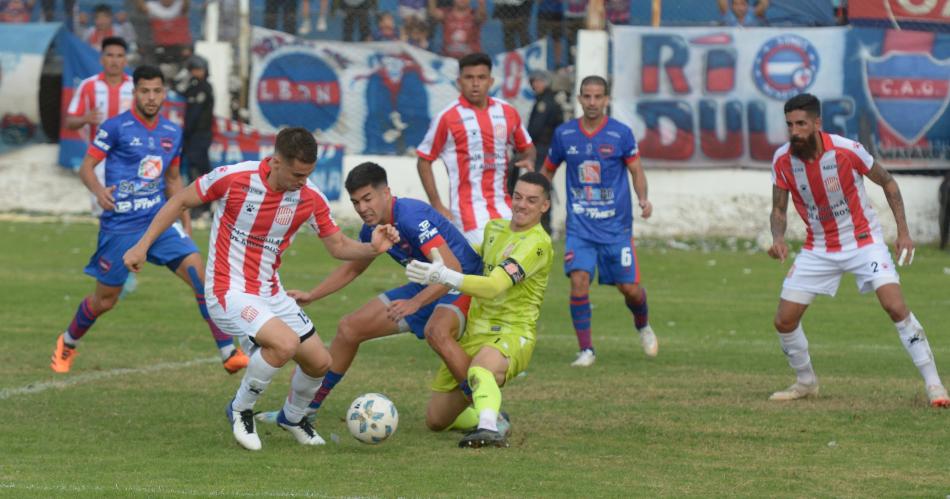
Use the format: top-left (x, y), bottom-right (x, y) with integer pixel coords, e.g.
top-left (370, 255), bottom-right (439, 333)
top-left (876, 283), bottom-right (949, 407)
top-left (424, 306), bottom-right (471, 386)
top-left (617, 282), bottom-right (657, 357)
top-left (769, 297), bottom-right (819, 401)
top-left (51, 282), bottom-right (122, 373)
top-left (569, 270), bottom-right (595, 366)
top-left (459, 347), bottom-right (511, 448)
top-left (172, 252), bottom-right (248, 373)
top-left (426, 389), bottom-right (473, 431)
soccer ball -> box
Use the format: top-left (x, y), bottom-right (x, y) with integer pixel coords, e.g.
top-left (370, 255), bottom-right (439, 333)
top-left (346, 393), bottom-right (398, 444)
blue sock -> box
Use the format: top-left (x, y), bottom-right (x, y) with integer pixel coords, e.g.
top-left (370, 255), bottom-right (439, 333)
top-left (309, 370), bottom-right (343, 410)
top-left (570, 294), bottom-right (593, 351)
top-left (625, 289), bottom-right (649, 330)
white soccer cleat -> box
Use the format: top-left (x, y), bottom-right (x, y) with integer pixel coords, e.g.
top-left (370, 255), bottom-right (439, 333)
top-left (277, 410), bottom-right (326, 446)
top-left (638, 325), bottom-right (658, 358)
top-left (227, 402), bottom-right (262, 451)
top-left (571, 349), bottom-right (596, 367)
top-left (769, 381), bottom-right (819, 401)
top-left (926, 385), bottom-right (950, 408)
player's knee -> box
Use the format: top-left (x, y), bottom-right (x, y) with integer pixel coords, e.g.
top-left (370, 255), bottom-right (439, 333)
top-left (268, 336), bottom-right (299, 363)
top-left (882, 302), bottom-right (909, 322)
top-left (569, 274), bottom-right (590, 294)
top-left (93, 294), bottom-right (119, 313)
top-left (336, 315), bottom-right (360, 344)
top-left (424, 324), bottom-right (450, 347)
top-left (618, 283), bottom-right (642, 301)
top-left (424, 408), bottom-right (450, 432)
top-left (773, 315), bottom-right (797, 333)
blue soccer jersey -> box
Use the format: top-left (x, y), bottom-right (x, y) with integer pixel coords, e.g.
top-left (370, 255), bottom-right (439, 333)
top-left (544, 117), bottom-right (640, 243)
top-left (89, 109), bottom-right (183, 233)
top-left (359, 197), bottom-right (483, 275)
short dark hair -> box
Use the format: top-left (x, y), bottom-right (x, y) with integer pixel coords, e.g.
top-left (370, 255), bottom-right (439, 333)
top-left (101, 36), bottom-right (128, 53)
top-left (516, 171), bottom-right (552, 200)
top-left (274, 127), bottom-right (318, 164)
top-left (345, 162), bottom-right (389, 193)
top-left (579, 75), bottom-right (610, 96)
top-left (93, 3), bottom-right (112, 16)
top-left (458, 52), bottom-right (492, 72)
top-left (132, 64), bottom-right (164, 86)
top-left (784, 93), bottom-right (821, 117)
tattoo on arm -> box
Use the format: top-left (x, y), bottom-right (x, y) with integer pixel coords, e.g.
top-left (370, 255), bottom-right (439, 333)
top-left (770, 186), bottom-right (788, 240)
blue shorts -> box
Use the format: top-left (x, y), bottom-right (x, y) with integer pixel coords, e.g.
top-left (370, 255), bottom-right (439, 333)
top-left (564, 235), bottom-right (640, 285)
top-left (379, 282), bottom-right (472, 339)
top-left (84, 224), bottom-right (200, 287)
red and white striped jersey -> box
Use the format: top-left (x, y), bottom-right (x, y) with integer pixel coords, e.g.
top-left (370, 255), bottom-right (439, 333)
top-left (196, 158), bottom-right (340, 306)
top-left (417, 96), bottom-right (532, 233)
top-left (67, 72), bottom-right (134, 144)
top-left (772, 132), bottom-right (883, 253)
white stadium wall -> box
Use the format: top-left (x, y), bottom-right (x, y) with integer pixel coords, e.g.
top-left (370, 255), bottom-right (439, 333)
top-left (2, 144), bottom-right (943, 244)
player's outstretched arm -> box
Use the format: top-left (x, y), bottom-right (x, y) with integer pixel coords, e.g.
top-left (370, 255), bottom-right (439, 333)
top-left (78, 153), bottom-right (116, 211)
top-left (626, 156), bottom-right (652, 219)
top-left (124, 182), bottom-right (205, 272)
top-left (164, 159), bottom-right (191, 235)
top-left (416, 158), bottom-right (453, 221)
top-left (386, 243), bottom-right (461, 323)
top-left (320, 225), bottom-right (398, 261)
top-left (288, 258), bottom-right (374, 306)
top-left (867, 161), bottom-right (915, 264)
top-left (768, 184), bottom-right (790, 262)
top-left (406, 248), bottom-right (515, 300)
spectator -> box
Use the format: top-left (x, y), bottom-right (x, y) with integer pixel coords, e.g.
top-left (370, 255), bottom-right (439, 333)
top-left (181, 55), bottom-right (214, 219)
top-left (606, 0), bottom-right (630, 25)
top-left (536, 0), bottom-right (564, 68)
top-left (371, 11), bottom-right (400, 41)
top-left (522, 70), bottom-right (564, 234)
top-left (430, 0), bottom-right (485, 59)
top-left (298, 0), bottom-right (329, 34)
top-left (564, 0), bottom-right (587, 65)
top-left (264, 0), bottom-right (297, 34)
top-left (718, 0), bottom-right (768, 27)
top-left (41, 0), bottom-right (75, 29)
top-left (135, 0), bottom-right (193, 66)
top-left (833, 0), bottom-right (847, 25)
top-left (82, 4), bottom-right (137, 53)
top-left (398, 0), bottom-right (426, 24)
top-left (492, 0), bottom-right (531, 51)
top-left (1, 0), bottom-right (35, 22)
top-left (402, 16), bottom-right (430, 50)
top-left (341, 0), bottom-right (375, 42)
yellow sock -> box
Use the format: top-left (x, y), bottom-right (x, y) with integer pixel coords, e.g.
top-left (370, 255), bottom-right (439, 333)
top-left (468, 366), bottom-right (501, 430)
top-left (447, 406), bottom-right (478, 431)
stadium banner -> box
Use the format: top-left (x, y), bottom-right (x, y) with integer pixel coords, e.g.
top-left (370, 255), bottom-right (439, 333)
top-left (611, 26), bottom-right (848, 169)
top-left (849, 0), bottom-right (950, 31)
top-left (0, 23), bottom-right (60, 154)
top-left (844, 28), bottom-right (950, 170)
top-left (55, 31), bottom-right (344, 199)
top-left (248, 27), bottom-right (548, 156)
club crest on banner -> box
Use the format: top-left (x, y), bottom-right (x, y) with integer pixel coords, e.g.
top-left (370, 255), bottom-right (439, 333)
top-left (863, 52), bottom-right (950, 144)
top-left (753, 35), bottom-right (820, 100)
top-left (256, 51), bottom-right (342, 133)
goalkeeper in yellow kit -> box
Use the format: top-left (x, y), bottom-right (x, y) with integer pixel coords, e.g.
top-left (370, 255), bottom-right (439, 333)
top-left (406, 172), bottom-right (554, 448)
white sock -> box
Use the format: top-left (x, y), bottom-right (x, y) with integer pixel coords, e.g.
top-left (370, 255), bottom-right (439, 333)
top-left (477, 408), bottom-right (498, 432)
top-left (282, 366), bottom-right (324, 424)
top-left (231, 350), bottom-right (280, 412)
top-left (895, 313), bottom-right (942, 387)
top-left (218, 344), bottom-right (236, 361)
top-left (777, 324), bottom-right (817, 385)
top-left (63, 331), bottom-right (79, 347)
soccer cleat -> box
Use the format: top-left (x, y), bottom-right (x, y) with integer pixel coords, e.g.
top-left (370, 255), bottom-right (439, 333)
top-left (496, 412), bottom-right (512, 439)
top-left (298, 20), bottom-right (311, 35)
top-left (926, 385), bottom-right (950, 408)
top-left (50, 334), bottom-right (78, 373)
top-left (571, 348), bottom-right (596, 367)
top-left (256, 408), bottom-right (316, 425)
top-left (276, 410), bottom-right (326, 445)
top-left (226, 400), bottom-right (261, 451)
top-left (222, 349), bottom-right (249, 374)
top-left (459, 428), bottom-right (509, 449)
top-left (769, 381), bottom-right (819, 401)
top-left (316, 15), bottom-right (327, 31)
top-left (638, 325), bottom-right (659, 357)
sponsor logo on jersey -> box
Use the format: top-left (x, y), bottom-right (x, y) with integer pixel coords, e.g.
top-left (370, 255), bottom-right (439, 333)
top-left (161, 137), bottom-right (174, 152)
top-left (567, 145), bottom-right (579, 155)
top-left (275, 206), bottom-right (294, 225)
top-left (129, 136), bottom-right (142, 147)
top-left (138, 155), bottom-right (163, 180)
top-left (598, 143), bottom-right (615, 157)
top-left (579, 161), bottom-right (601, 184)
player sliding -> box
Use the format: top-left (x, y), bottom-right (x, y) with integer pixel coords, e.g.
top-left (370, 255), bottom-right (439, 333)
top-left (406, 172), bottom-right (554, 448)
top-left (256, 162), bottom-right (482, 424)
top-left (767, 93), bottom-right (949, 407)
top-left (124, 128), bottom-right (400, 450)
top-left (542, 75), bottom-right (658, 367)
top-left (51, 65), bottom-right (249, 375)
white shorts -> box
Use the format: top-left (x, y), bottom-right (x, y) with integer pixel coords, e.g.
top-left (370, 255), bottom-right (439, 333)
top-left (781, 243), bottom-right (900, 304)
top-left (207, 290), bottom-right (314, 339)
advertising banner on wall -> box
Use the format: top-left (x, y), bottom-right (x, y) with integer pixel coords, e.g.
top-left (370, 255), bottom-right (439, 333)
top-left (850, 0), bottom-right (950, 31)
top-left (0, 23), bottom-right (60, 154)
top-left (248, 27), bottom-right (548, 156)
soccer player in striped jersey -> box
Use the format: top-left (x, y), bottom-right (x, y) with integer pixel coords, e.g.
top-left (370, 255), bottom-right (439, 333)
top-left (542, 75), bottom-right (657, 367)
top-left (416, 52), bottom-right (536, 246)
top-left (124, 128), bottom-right (399, 450)
top-left (768, 93), bottom-right (949, 407)
top-left (406, 172), bottom-right (554, 448)
top-left (50, 65), bottom-right (248, 375)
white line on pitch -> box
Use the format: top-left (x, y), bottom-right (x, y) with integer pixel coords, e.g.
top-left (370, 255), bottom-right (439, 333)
top-left (0, 482), bottom-right (335, 497)
top-left (0, 357), bottom-right (219, 401)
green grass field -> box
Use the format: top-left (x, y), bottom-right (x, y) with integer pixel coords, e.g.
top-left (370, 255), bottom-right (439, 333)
top-left (2, 219), bottom-right (949, 497)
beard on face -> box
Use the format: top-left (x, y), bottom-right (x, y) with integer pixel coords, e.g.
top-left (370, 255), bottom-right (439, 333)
top-left (790, 133), bottom-right (818, 158)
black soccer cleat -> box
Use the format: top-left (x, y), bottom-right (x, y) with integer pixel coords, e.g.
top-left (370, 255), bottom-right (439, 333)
top-left (458, 428), bottom-right (510, 449)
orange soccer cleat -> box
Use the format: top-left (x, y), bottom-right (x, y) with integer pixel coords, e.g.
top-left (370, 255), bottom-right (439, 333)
top-left (223, 349), bottom-right (249, 374)
top-left (50, 334), bottom-right (78, 373)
